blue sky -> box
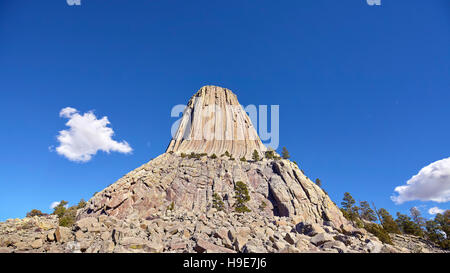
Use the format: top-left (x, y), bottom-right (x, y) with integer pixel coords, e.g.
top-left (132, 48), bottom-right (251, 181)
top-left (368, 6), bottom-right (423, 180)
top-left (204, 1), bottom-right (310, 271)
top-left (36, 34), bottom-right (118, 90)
top-left (0, 0), bottom-right (449, 221)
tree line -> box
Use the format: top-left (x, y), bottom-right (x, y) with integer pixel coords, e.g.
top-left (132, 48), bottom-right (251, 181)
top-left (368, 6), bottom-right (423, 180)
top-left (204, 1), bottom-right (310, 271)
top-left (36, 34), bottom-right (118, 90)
top-left (340, 192), bottom-right (449, 249)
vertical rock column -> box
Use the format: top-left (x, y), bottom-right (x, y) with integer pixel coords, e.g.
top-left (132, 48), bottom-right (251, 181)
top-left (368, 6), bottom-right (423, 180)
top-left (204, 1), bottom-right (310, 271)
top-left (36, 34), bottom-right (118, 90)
top-left (166, 85), bottom-right (267, 159)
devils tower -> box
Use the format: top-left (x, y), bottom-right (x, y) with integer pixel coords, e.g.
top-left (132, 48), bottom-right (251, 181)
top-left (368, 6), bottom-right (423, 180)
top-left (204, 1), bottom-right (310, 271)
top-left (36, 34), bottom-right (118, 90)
top-left (78, 86), bottom-right (348, 227)
top-left (166, 85), bottom-right (267, 159)
top-left (2, 85), bottom-right (435, 253)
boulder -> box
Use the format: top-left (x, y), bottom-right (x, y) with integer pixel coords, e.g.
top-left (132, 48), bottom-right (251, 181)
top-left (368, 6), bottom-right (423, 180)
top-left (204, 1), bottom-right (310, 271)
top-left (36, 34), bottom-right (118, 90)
top-left (283, 233), bottom-right (296, 245)
top-left (55, 226), bottom-right (72, 243)
top-left (310, 233), bottom-right (334, 246)
top-left (76, 217), bottom-right (99, 233)
top-left (279, 245), bottom-right (301, 253)
top-left (194, 239), bottom-right (235, 253)
top-left (321, 240), bottom-right (347, 253)
top-left (169, 241), bottom-right (187, 251)
top-left (234, 235), bottom-right (249, 252)
top-left (364, 239), bottom-right (383, 253)
top-left (273, 241), bottom-right (286, 250)
top-left (31, 239), bottom-right (43, 249)
top-left (46, 230), bottom-right (55, 242)
top-left (296, 222), bottom-right (325, 236)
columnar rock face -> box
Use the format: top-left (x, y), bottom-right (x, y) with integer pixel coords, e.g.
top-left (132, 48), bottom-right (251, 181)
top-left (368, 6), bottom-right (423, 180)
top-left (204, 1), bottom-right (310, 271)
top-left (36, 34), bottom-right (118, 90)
top-left (166, 85), bottom-right (267, 159)
top-left (78, 153), bottom-right (348, 229)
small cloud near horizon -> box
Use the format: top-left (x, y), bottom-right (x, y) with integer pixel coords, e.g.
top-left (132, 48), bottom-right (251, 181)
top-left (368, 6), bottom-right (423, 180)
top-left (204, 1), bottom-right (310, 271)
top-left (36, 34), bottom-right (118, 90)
top-left (391, 157), bottom-right (450, 204)
top-left (428, 207), bottom-right (445, 215)
top-left (53, 107), bottom-right (132, 162)
top-left (49, 201), bottom-right (67, 209)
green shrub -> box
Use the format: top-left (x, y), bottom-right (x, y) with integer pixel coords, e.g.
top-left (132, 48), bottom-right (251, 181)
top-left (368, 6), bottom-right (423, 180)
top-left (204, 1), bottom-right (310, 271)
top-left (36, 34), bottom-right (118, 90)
top-left (167, 201), bottom-right (175, 211)
top-left (252, 150), bottom-right (260, 161)
top-left (77, 199), bottom-right (87, 209)
top-left (26, 209), bottom-right (46, 218)
top-left (181, 153), bottom-right (187, 158)
top-left (281, 147), bottom-right (290, 159)
top-left (59, 206), bottom-right (77, 227)
top-left (315, 178), bottom-right (322, 187)
top-left (378, 208), bottom-right (401, 234)
top-left (364, 222), bottom-right (392, 245)
top-left (240, 157), bottom-right (247, 162)
top-left (210, 153), bottom-right (217, 159)
top-left (188, 152), bottom-right (198, 159)
top-left (234, 181), bottom-right (251, 213)
top-left (185, 152), bottom-right (207, 159)
top-left (51, 201), bottom-right (77, 227)
top-left (396, 212), bottom-right (424, 237)
top-left (425, 211), bottom-right (450, 250)
top-left (52, 200), bottom-right (68, 218)
top-left (212, 193), bottom-right (224, 211)
top-left (265, 150), bottom-right (275, 159)
top-left (340, 208), bottom-right (350, 220)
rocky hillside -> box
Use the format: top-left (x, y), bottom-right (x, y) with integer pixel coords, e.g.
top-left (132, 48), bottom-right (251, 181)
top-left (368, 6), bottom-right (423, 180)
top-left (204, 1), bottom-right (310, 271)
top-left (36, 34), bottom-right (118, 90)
top-left (1, 206), bottom-right (446, 253)
top-left (78, 153), bottom-right (349, 230)
top-left (0, 153), bottom-right (447, 253)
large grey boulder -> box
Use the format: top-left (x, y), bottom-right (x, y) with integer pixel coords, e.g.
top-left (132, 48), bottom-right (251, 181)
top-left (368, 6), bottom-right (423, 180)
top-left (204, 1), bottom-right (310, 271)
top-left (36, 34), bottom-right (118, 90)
top-left (310, 233), bottom-right (334, 246)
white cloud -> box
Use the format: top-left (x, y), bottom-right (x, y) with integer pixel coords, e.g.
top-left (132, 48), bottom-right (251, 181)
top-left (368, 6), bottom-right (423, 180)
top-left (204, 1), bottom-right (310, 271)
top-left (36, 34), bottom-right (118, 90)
top-left (391, 157), bottom-right (450, 204)
top-left (50, 201), bottom-right (60, 209)
top-left (60, 107), bottom-right (78, 118)
top-left (428, 207), bottom-right (445, 215)
top-left (54, 107), bottom-right (132, 162)
top-left (50, 201), bottom-right (69, 209)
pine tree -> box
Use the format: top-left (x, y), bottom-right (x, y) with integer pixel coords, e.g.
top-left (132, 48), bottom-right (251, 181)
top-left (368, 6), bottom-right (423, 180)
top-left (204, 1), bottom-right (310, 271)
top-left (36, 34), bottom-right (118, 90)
top-left (77, 199), bottom-right (87, 209)
top-left (315, 178), bottom-right (322, 188)
top-left (340, 192), bottom-right (360, 224)
top-left (281, 147), bottom-right (290, 159)
top-left (212, 193), bottom-right (225, 211)
top-left (432, 210), bottom-right (450, 249)
top-left (252, 150), bottom-right (260, 161)
top-left (425, 219), bottom-right (446, 247)
top-left (435, 210), bottom-right (450, 238)
top-left (52, 200), bottom-right (68, 218)
top-left (265, 148), bottom-right (275, 159)
top-left (378, 208), bottom-right (401, 234)
top-left (410, 207), bottom-right (426, 229)
top-left (396, 212), bottom-right (423, 237)
top-left (234, 181), bottom-right (251, 213)
top-left (59, 206), bottom-right (77, 227)
top-left (359, 201), bottom-right (377, 222)
top-left (341, 192), bottom-right (355, 213)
